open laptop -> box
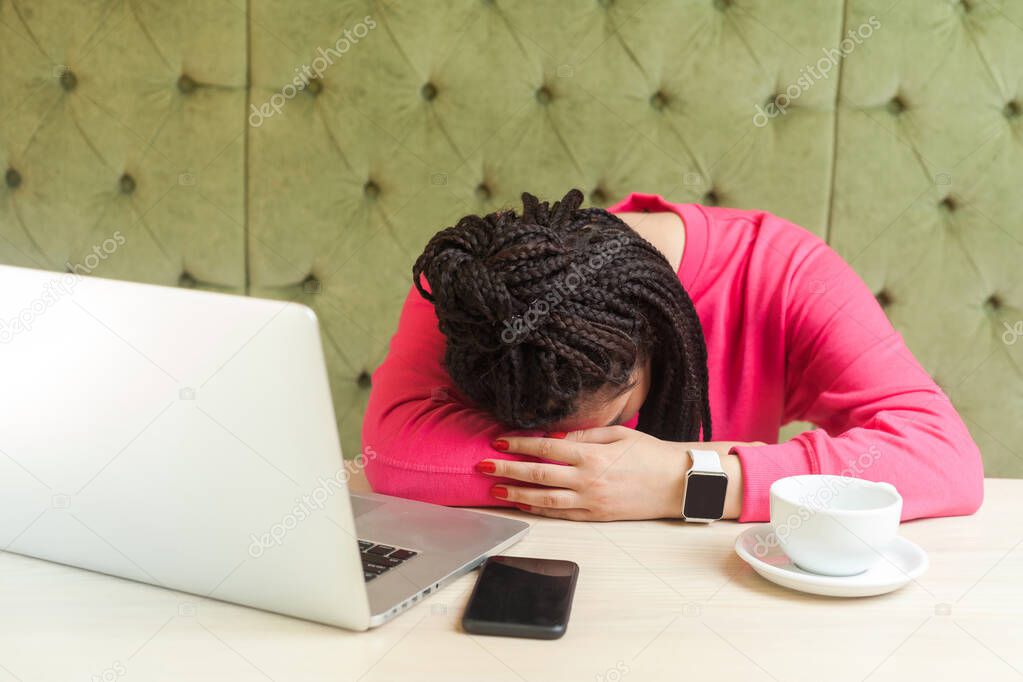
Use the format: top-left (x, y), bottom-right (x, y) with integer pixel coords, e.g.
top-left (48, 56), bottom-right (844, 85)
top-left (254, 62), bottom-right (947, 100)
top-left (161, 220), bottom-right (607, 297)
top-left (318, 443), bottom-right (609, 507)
top-left (0, 264), bottom-right (528, 630)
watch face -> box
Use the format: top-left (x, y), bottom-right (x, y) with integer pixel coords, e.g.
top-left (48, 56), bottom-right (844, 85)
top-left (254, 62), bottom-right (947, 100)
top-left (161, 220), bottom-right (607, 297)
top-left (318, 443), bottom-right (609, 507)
top-left (683, 472), bottom-right (728, 520)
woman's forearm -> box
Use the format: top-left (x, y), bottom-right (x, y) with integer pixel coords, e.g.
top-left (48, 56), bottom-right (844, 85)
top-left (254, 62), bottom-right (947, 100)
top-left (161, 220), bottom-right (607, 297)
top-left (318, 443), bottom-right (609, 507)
top-left (722, 453), bottom-right (744, 519)
top-left (661, 444), bottom-right (753, 520)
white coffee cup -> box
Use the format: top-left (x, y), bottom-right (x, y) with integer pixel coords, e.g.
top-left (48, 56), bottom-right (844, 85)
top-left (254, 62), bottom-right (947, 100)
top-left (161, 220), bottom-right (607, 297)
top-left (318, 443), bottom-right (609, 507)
top-left (769, 475), bottom-right (903, 577)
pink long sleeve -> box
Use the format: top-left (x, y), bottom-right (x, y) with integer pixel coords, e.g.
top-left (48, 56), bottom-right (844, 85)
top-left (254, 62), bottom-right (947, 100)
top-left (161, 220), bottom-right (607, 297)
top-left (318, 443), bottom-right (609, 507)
top-left (730, 233), bottom-right (983, 521)
top-left (362, 193), bottom-right (984, 521)
top-left (360, 283), bottom-right (526, 507)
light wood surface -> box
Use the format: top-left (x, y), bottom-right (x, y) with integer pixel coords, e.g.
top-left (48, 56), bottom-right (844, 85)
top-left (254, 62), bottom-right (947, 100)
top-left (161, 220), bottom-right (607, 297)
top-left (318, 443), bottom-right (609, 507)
top-left (1, 477), bottom-right (1021, 682)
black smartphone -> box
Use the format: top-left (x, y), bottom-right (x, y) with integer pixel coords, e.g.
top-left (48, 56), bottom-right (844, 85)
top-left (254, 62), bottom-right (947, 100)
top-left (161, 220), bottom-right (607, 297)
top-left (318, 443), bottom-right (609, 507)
top-left (461, 555), bottom-right (579, 640)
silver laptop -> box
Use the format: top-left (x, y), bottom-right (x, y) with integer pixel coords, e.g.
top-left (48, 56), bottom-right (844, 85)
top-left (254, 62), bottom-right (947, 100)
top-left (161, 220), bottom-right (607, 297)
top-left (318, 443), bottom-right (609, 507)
top-left (0, 264), bottom-right (528, 630)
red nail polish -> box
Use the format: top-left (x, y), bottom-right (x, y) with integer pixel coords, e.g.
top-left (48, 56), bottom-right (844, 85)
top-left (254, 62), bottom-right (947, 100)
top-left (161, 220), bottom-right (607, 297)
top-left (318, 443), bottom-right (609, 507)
top-left (475, 460), bottom-right (496, 474)
top-left (514, 503), bottom-right (531, 511)
top-left (491, 486), bottom-right (508, 499)
top-left (546, 431), bottom-right (567, 439)
top-left (491, 438), bottom-right (509, 451)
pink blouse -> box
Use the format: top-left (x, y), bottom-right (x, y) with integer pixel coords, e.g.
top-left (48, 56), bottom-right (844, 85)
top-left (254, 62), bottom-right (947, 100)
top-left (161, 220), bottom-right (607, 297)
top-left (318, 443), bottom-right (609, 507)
top-left (362, 193), bottom-right (984, 521)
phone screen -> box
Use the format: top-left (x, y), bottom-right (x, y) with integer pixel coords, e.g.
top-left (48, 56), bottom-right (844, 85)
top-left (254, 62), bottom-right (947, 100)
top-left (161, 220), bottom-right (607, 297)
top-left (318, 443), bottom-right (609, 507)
top-left (462, 556), bottom-right (579, 639)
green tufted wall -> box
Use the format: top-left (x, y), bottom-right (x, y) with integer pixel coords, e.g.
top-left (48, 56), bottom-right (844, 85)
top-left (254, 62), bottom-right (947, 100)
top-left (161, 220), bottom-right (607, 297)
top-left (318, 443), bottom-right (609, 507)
top-left (2, 0), bottom-right (1021, 475)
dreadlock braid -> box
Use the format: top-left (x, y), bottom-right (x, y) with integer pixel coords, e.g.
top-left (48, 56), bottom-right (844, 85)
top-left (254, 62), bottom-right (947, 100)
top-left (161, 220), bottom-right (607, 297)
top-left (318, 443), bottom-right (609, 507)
top-left (412, 188), bottom-right (712, 442)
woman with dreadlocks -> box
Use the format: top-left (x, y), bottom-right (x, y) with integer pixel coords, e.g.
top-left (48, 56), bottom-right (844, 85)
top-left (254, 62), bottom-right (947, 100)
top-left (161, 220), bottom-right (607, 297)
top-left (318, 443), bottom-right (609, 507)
top-left (362, 189), bottom-right (983, 522)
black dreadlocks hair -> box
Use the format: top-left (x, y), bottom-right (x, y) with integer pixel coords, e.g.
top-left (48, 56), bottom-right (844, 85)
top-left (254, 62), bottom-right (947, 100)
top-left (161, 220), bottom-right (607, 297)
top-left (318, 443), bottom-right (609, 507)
top-left (412, 188), bottom-right (711, 442)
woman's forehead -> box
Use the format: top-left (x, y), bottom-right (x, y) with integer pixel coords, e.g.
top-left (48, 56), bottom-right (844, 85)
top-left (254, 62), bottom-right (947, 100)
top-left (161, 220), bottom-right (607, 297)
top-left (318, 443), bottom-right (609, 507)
top-left (548, 383), bottom-right (637, 432)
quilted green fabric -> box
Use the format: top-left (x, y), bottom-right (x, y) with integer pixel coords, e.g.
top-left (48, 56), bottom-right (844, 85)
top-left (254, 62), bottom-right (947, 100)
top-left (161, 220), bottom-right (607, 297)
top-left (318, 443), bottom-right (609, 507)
top-left (2, 0), bottom-right (1020, 474)
top-left (0, 0), bottom-right (247, 290)
top-left (833, 0), bottom-right (1023, 476)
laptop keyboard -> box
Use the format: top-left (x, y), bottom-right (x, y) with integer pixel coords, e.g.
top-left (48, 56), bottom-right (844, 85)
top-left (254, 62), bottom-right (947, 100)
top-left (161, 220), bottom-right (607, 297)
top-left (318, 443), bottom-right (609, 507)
top-left (358, 540), bottom-right (419, 581)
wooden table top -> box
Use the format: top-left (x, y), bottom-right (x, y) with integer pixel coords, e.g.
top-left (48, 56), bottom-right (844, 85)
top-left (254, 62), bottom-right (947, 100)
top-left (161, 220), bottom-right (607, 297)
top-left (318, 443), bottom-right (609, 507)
top-left (1, 477), bottom-right (1020, 682)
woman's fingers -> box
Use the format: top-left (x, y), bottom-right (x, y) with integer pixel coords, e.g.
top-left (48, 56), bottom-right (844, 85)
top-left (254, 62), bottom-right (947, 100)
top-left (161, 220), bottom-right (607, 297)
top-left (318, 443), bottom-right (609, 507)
top-left (563, 425), bottom-right (632, 444)
top-left (492, 485), bottom-right (580, 509)
top-left (490, 426), bottom-right (634, 464)
top-left (476, 459), bottom-right (577, 488)
top-left (492, 435), bottom-right (581, 464)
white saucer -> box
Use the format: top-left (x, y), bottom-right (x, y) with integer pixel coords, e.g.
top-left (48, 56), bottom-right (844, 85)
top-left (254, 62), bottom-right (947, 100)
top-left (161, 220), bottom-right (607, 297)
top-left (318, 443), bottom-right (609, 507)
top-left (734, 524), bottom-right (929, 598)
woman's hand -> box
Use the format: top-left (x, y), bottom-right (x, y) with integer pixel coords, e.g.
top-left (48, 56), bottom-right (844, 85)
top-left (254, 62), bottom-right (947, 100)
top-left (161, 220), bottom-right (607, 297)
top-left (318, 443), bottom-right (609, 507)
top-left (475, 426), bottom-right (761, 521)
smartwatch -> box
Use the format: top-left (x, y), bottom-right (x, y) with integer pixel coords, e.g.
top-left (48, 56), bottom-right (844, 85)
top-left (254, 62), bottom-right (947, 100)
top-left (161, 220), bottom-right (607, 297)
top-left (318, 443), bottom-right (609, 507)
top-left (681, 449), bottom-right (728, 523)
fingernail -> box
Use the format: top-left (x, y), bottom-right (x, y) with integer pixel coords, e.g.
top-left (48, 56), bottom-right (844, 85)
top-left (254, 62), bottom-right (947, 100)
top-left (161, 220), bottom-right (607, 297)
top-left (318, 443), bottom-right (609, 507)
top-left (546, 431), bottom-right (567, 439)
top-left (475, 460), bottom-right (497, 474)
top-left (514, 503), bottom-right (531, 511)
top-left (491, 438), bottom-right (509, 451)
top-left (491, 486), bottom-right (508, 499)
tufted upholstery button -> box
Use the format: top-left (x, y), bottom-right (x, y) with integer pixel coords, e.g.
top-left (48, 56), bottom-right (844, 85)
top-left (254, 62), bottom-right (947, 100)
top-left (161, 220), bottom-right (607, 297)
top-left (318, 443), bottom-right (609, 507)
top-left (713, 0), bottom-right (732, 10)
top-left (475, 182), bottom-right (491, 201)
top-left (59, 69), bottom-right (78, 92)
top-left (887, 95), bottom-right (907, 115)
top-left (4, 168), bottom-right (21, 189)
top-left (420, 82), bottom-right (437, 101)
top-left (703, 189), bottom-right (719, 206)
top-left (957, 0), bottom-right (974, 13)
top-left (597, 0), bottom-right (614, 7)
top-left (363, 179), bottom-right (379, 199)
top-left (590, 187), bottom-right (607, 205)
top-left (178, 271), bottom-right (197, 288)
top-left (939, 195), bottom-right (958, 212)
top-left (875, 289), bottom-right (893, 308)
top-left (302, 273), bottom-right (321, 293)
top-left (1004, 100), bottom-right (1021, 119)
top-left (983, 293), bottom-right (1002, 313)
top-left (119, 173), bottom-right (136, 194)
top-left (357, 370), bottom-right (372, 389)
top-left (177, 74), bottom-right (198, 94)
top-left (306, 77), bottom-right (323, 96)
top-left (650, 90), bottom-right (670, 111)
top-left (535, 85), bottom-right (553, 105)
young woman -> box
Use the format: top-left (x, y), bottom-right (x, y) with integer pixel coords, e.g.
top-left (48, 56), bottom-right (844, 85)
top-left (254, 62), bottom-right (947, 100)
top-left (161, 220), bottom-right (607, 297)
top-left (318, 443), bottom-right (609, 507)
top-left (361, 189), bottom-right (983, 522)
